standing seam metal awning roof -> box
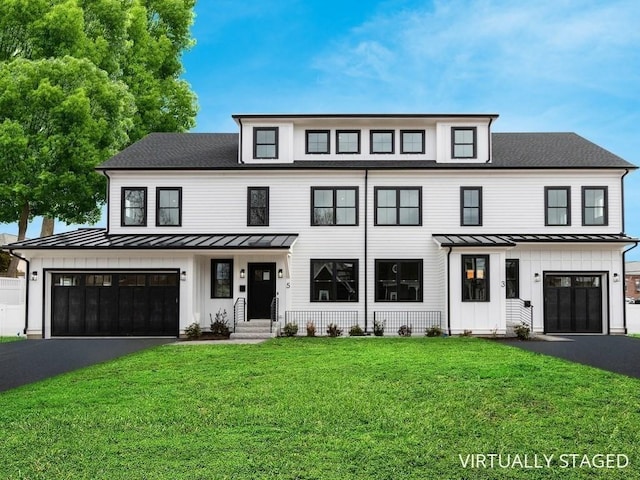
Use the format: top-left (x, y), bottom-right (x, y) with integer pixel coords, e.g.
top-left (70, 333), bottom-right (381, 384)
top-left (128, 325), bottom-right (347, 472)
top-left (432, 233), bottom-right (639, 247)
top-left (3, 229), bottom-right (299, 250)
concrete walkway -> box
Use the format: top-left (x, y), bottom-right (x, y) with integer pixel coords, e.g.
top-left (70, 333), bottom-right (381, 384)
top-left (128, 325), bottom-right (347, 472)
top-left (502, 335), bottom-right (640, 379)
top-left (0, 338), bottom-right (173, 392)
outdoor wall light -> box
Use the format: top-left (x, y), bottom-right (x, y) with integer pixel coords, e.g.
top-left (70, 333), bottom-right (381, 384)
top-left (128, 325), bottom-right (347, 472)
top-left (180, 271), bottom-right (187, 281)
top-left (240, 269), bottom-right (245, 279)
top-left (278, 268), bottom-right (283, 278)
top-left (534, 273), bottom-right (540, 282)
top-left (30, 271), bottom-right (38, 281)
top-left (613, 273), bottom-right (620, 282)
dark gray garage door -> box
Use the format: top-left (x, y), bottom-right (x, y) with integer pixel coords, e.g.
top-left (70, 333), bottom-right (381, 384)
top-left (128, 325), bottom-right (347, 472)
top-left (544, 274), bottom-right (603, 333)
top-left (52, 272), bottom-right (179, 336)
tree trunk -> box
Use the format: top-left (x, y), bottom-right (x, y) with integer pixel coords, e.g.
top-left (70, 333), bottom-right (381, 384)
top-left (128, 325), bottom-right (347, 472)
top-left (40, 216), bottom-right (55, 237)
top-left (7, 202), bottom-right (29, 278)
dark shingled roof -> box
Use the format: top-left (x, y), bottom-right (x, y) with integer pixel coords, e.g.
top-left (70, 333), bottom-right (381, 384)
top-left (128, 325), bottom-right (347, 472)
top-left (97, 132), bottom-right (635, 170)
top-left (4, 229), bottom-right (299, 250)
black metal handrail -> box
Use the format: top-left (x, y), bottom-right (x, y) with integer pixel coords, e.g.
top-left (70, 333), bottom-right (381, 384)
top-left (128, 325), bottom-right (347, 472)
top-left (373, 311), bottom-right (441, 335)
top-left (284, 311), bottom-right (359, 335)
top-left (270, 296), bottom-right (279, 333)
top-left (233, 297), bottom-right (246, 333)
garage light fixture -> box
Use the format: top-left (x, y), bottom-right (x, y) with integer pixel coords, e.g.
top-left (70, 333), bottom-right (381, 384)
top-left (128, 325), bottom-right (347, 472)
top-left (278, 268), bottom-right (283, 278)
top-left (534, 273), bottom-right (540, 282)
top-left (180, 271), bottom-right (187, 281)
top-left (31, 271), bottom-right (38, 281)
top-left (240, 269), bottom-right (245, 279)
top-left (613, 273), bottom-right (620, 282)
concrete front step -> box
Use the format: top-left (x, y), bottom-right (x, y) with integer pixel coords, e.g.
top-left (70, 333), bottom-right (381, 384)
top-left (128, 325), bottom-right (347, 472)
top-left (231, 319), bottom-right (275, 340)
top-left (230, 331), bottom-right (276, 339)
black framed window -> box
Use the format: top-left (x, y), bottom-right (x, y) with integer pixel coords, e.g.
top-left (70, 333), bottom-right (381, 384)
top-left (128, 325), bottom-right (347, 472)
top-left (375, 187), bottom-right (421, 225)
top-left (505, 259), bottom-right (519, 299)
top-left (462, 255), bottom-right (489, 302)
top-left (306, 130), bottom-right (330, 154)
top-left (312, 187), bottom-right (358, 225)
top-left (121, 187), bottom-right (147, 226)
top-left (545, 187), bottom-right (570, 226)
top-left (452, 127), bottom-right (477, 159)
top-left (156, 187), bottom-right (181, 226)
top-left (582, 186), bottom-right (608, 226)
top-left (247, 187), bottom-right (269, 226)
top-left (401, 130), bottom-right (425, 154)
top-left (311, 260), bottom-right (358, 302)
top-left (460, 187), bottom-right (482, 226)
top-left (336, 130), bottom-right (360, 154)
top-left (253, 127), bottom-right (278, 159)
top-left (370, 130), bottom-right (394, 154)
top-left (375, 260), bottom-right (423, 302)
top-left (211, 259), bottom-right (233, 298)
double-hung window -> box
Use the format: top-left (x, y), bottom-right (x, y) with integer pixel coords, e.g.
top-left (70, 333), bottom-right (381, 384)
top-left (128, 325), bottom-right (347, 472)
top-left (121, 187), bottom-right (147, 226)
top-left (582, 186), bottom-right (608, 226)
top-left (400, 130), bottom-right (425, 154)
top-left (452, 127), bottom-right (477, 159)
top-left (306, 130), bottom-right (330, 154)
top-left (336, 130), bottom-right (360, 154)
top-left (311, 260), bottom-right (358, 302)
top-left (505, 259), bottom-right (519, 299)
top-left (247, 187), bottom-right (269, 226)
top-left (156, 187), bottom-right (181, 226)
top-left (375, 260), bottom-right (423, 302)
top-left (311, 187), bottom-right (358, 226)
top-left (370, 130), bottom-right (394, 154)
top-left (375, 187), bottom-right (421, 225)
top-left (460, 187), bottom-right (482, 226)
top-left (211, 259), bottom-right (233, 298)
top-left (462, 255), bottom-right (489, 302)
top-left (545, 187), bottom-right (570, 226)
top-left (254, 127), bottom-right (278, 159)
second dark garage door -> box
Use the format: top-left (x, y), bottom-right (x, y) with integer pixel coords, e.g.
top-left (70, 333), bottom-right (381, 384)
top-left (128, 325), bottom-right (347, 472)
top-left (52, 271), bottom-right (179, 337)
top-left (544, 274), bottom-right (603, 333)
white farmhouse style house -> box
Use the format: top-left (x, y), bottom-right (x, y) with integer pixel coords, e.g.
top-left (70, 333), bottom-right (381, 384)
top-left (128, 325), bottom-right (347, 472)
top-left (5, 113), bottom-right (638, 338)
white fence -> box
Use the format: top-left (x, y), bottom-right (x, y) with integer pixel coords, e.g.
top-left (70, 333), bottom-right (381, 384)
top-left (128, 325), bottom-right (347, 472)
top-left (627, 304), bottom-right (640, 334)
top-left (0, 278), bottom-right (25, 336)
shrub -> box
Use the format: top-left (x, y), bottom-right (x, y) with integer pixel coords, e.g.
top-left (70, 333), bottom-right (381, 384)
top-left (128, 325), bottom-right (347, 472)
top-left (373, 319), bottom-right (385, 337)
top-left (306, 321), bottom-right (316, 337)
top-left (425, 325), bottom-right (443, 337)
top-left (460, 330), bottom-right (473, 337)
top-left (514, 323), bottom-right (531, 340)
top-left (348, 324), bottom-right (365, 336)
top-left (184, 322), bottom-right (202, 340)
top-left (326, 323), bottom-right (343, 337)
top-left (283, 322), bottom-right (299, 337)
top-left (210, 309), bottom-right (231, 337)
top-left (397, 325), bottom-right (412, 337)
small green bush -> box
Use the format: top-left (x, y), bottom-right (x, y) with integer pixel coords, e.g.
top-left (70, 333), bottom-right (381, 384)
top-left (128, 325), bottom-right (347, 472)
top-left (373, 319), bottom-right (385, 336)
top-left (425, 325), bottom-right (443, 337)
top-left (210, 309), bottom-right (231, 337)
top-left (348, 325), bottom-right (365, 336)
top-left (184, 322), bottom-right (202, 340)
top-left (306, 321), bottom-right (316, 337)
top-left (326, 323), bottom-right (343, 337)
top-left (514, 323), bottom-right (531, 340)
top-left (397, 325), bottom-right (412, 337)
top-left (283, 322), bottom-right (299, 337)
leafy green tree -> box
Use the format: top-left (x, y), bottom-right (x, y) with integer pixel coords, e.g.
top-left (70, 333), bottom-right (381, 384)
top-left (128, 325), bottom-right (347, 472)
top-left (0, 0), bottom-right (197, 243)
top-left (0, 57), bottom-right (135, 276)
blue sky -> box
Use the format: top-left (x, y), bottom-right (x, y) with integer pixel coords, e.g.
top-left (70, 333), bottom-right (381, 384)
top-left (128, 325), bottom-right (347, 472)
top-left (4, 0), bottom-right (640, 257)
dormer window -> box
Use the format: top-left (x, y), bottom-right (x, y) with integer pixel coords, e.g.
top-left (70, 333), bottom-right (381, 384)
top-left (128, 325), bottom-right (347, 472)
top-left (306, 130), bottom-right (330, 154)
top-left (336, 130), bottom-right (360, 154)
top-left (370, 130), bottom-right (394, 154)
top-left (253, 127), bottom-right (278, 159)
top-left (452, 127), bottom-right (476, 159)
top-left (401, 130), bottom-right (425, 154)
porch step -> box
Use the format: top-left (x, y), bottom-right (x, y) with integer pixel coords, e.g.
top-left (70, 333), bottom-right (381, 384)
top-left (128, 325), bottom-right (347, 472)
top-left (230, 319), bottom-right (275, 340)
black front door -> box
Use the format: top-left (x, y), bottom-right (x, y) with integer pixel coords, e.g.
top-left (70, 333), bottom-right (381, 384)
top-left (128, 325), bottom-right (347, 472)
top-left (248, 263), bottom-right (276, 320)
top-left (544, 274), bottom-right (603, 333)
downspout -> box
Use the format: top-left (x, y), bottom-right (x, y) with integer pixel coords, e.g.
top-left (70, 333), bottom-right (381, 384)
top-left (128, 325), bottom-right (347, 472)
top-left (622, 242), bottom-right (638, 334)
top-left (446, 246), bottom-right (452, 336)
top-left (103, 171), bottom-right (111, 234)
top-left (364, 169), bottom-right (369, 333)
top-left (238, 117), bottom-right (244, 164)
top-left (486, 117), bottom-right (493, 163)
top-left (7, 250), bottom-right (30, 336)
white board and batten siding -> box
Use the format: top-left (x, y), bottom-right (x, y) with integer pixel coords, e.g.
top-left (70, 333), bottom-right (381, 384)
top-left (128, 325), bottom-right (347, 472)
top-left (0, 277), bottom-right (26, 337)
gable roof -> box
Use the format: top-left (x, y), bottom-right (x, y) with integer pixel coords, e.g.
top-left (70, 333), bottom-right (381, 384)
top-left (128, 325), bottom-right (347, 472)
top-left (97, 132), bottom-right (635, 171)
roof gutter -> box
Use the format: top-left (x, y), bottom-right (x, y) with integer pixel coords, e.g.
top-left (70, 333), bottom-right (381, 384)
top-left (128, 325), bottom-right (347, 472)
top-left (7, 250), bottom-right (30, 336)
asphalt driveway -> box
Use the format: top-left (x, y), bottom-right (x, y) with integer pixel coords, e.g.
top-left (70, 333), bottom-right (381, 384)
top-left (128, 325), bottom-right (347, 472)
top-left (0, 338), bottom-right (174, 392)
top-left (503, 335), bottom-right (640, 379)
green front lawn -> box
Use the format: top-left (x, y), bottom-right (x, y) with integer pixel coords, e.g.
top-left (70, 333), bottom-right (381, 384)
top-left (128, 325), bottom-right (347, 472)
top-left (0, 338), bottom-right (638, 479)
top-left (0, 336), bottom-right (25, 343)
